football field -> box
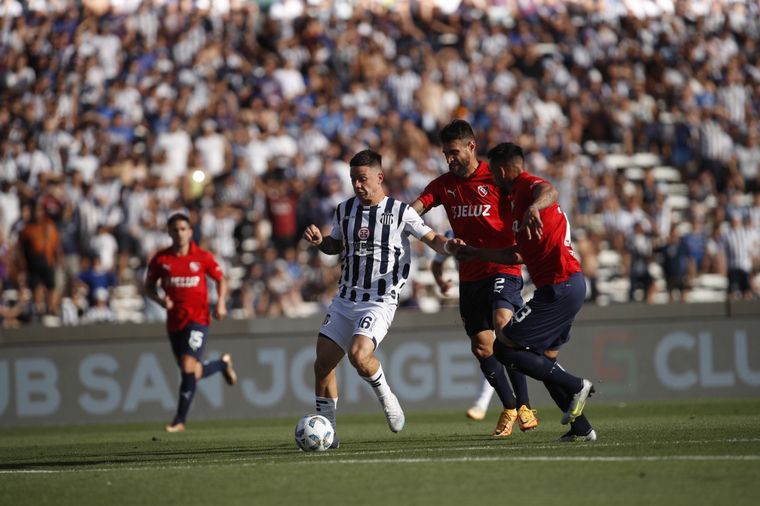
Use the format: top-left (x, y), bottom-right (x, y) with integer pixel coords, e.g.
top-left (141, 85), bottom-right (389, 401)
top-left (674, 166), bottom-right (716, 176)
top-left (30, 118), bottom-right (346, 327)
top-left (1, 398), bottom-right (759, 506)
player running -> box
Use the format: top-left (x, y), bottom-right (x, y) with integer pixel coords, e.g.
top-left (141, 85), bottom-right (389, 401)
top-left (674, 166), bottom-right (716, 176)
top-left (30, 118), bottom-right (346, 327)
top-left (145, 212), bottom-right (237, 433)
top-left (303, 149), bottom-right (455, 448)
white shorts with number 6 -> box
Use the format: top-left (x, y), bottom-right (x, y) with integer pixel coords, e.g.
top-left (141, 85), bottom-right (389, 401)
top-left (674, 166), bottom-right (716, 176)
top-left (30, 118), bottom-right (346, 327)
top-left (319, 297), bottom-right (397, 352)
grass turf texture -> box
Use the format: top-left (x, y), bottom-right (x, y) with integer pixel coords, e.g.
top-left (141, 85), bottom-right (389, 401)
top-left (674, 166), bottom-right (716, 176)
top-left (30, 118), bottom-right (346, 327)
top-left (1, 398), bottom-right (759, 506)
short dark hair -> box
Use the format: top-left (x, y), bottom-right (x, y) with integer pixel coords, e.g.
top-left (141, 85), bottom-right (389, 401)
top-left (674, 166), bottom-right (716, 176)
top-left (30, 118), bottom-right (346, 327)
top-left (439, 119), bottom-right (475, 144)
top-left (487, 142), bottom-right (524, 167)
top-left (349, 149), bottom-right (382, 169)
top-left (168, 212), bottom-right (191, 227)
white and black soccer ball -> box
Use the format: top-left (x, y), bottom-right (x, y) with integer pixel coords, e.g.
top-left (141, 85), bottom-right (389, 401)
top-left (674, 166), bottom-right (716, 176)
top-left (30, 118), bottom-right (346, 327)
top-left (295, 414), bottom-right (334, 452)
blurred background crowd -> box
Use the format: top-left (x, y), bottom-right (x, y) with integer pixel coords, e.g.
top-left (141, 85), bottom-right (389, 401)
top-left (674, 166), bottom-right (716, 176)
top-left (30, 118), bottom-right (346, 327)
top-left (1, 0), bottom-right (759, 328)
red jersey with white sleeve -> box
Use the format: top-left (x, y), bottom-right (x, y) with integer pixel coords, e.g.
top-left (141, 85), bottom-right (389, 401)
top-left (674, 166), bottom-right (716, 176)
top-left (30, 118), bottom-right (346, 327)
top-left (417, 160), bottom-right (521, 281)
top-left (509, 172), bottom-right (581, 288)
top-left (146, 241), bottom-right (223, 332)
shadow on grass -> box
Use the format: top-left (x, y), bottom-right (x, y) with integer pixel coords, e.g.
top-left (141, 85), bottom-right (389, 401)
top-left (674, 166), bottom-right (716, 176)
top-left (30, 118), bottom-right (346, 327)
top-left (0, 443), bottom-right (298, 471)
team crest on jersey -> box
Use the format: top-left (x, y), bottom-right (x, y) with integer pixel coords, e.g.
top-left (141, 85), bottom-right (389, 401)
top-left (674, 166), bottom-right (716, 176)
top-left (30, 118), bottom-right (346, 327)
top-left (189, 261), bottom-right (200, 272)
top-left (380, 212), bottom-right (394, 225)
top-left (358, 227), bottom-right (370, 240)
top-left (477, 185), bottom-right (488, 197)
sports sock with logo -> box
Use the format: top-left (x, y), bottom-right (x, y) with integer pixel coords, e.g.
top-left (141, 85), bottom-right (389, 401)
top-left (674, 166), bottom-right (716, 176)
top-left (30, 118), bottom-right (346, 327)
top-left (493, 339), bottom-right (583, 393)
top-left (478, 354), bottom-right (516, 409)
top-left (361, 364), bottom-right (392, 400)
top-left (315, 396), bottom-right (338, 432)
top-left (173, 372), bottom-right (197, 424)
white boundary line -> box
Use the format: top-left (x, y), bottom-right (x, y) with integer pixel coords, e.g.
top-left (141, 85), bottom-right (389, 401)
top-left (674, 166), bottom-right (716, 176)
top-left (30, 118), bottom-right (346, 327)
top-left (2, 454), bottom-right (760, 474)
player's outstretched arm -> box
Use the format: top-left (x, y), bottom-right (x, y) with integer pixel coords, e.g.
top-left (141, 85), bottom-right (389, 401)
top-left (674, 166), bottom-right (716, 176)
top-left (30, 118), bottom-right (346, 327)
top-left (410, 198), bottom-right (428, 216)
top-left (456, 244), bottom-right (522, 265)
top-left (420, 231), bottom-right (461, 257)
top-left (303, 224), bottom-right (344, 255)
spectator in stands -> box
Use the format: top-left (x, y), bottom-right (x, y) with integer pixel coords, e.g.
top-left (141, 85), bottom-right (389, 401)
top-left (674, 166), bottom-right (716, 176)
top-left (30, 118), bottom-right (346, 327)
top-left (265, 169), bottom-right (299, 255)
top-left (681, 215), bottom-right (708, 287)
top-left (82, 287), bottom-right (115, 324)
top-left (77, 254), bottom-right (117, 309)
top-left (703, 224), bottom-right (728, 277)
top-left (734, 128), bottom-right (760, 193)
top-left (626, 221), bottom-right (656, 303)
top-left (17, 201), bottom-right (62, 320)
top-left (657, 226), bottom-right (690, 302)
top-left (722, 213), bottom-right (758, 300)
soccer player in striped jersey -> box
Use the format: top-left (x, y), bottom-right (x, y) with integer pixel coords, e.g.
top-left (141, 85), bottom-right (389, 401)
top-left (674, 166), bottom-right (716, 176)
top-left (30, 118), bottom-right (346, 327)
top-left (145, 213), bottom-right (237, 433)
top-left (453, 142), bottom-right (596, 442)
top-left (411, 120), bottom-right (538, 437)
top-left (303, 149), bottom-right (454, 448)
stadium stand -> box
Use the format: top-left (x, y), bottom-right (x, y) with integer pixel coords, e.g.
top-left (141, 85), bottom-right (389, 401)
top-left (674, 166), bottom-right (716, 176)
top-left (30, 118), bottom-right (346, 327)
top-left (0, 0), bottom-right (758, 327)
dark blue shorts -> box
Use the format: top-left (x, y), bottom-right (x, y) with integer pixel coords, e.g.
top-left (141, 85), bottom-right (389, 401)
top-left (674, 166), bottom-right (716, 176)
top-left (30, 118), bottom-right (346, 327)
top-left (504, 272), bottom-right (586, 353)
top-left (168, 322), bottom-right (209, 362)
top-left (459, 274), bottom-right (524, 336)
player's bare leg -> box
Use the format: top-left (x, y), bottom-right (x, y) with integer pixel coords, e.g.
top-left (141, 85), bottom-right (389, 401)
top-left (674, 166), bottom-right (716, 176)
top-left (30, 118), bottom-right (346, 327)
top-left (349, 334), bottom-right (404, 433)
top-left (314, 335), bottom-right (344, 448)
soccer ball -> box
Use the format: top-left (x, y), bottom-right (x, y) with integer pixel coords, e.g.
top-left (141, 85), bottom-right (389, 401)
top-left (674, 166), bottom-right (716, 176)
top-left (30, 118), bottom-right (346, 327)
top-left (295, 414), bottom-right (334, 452)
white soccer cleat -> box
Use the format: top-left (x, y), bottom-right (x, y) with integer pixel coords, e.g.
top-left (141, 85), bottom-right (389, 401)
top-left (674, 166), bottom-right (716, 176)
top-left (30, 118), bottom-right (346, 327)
top-left (164, 422), bottom-right (186, 433)
top-left (557, 429), bottom-right (597, 443)
top-left (221, 352), bottom-right (237, 386)
top-left (562, 379), bottom-right (594, 425)
top-left (466, 406), bottom-right (487, 421)
top-left (381, 393), bottom-right (405, 433)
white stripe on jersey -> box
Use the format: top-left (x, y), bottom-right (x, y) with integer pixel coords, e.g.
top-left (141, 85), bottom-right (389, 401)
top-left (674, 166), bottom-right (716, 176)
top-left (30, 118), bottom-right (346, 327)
top-left (328, 196), bottom-right (432, 303)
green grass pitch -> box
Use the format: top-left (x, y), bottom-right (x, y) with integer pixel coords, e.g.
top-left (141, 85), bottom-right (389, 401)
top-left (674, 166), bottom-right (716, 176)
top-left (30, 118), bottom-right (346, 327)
top-left (1, 398), bottom-right (759, 506)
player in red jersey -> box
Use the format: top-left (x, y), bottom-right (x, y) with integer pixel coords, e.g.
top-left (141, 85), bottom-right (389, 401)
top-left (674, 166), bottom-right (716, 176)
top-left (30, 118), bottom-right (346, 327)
top-left (453, 142), bottom-right (596, 442)
top-left (411, 120), bottom-right (537, 437)
top-left (145, 213), bottom-right (237, 432)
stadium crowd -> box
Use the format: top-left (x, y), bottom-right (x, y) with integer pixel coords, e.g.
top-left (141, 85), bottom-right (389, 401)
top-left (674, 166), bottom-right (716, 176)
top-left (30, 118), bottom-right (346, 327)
top-left (0, 0), bottom-right (759, 327)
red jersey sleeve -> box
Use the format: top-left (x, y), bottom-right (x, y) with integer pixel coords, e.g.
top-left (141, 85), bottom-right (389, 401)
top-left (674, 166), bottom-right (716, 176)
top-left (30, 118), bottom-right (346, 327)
top-left (204, 251), bottom-right (224, 283)
top-left (417, 179), bottom-right (442, 212)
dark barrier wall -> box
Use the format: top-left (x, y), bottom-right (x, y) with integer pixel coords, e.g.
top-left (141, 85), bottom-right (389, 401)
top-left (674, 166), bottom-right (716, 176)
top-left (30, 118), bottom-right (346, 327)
top-left (1, 302), bottom-right (758, 427)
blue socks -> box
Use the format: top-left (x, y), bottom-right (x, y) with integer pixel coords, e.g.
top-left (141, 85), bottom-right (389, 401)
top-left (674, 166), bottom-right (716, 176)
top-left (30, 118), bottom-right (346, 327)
top-left (478, 354), bottom-right (516, 410)
top-left (172, 372), bottom-right (197, 425)
top-left (201, 359), bottom-right (226, 378)
top-left (493, 339), bottom-right (583, 393)
top-left (172, 358), bottom-right (227, 425)
top-left (543, 377), bottom-right (592, 436)
top-left (506, 368), bottom-right (531, 408)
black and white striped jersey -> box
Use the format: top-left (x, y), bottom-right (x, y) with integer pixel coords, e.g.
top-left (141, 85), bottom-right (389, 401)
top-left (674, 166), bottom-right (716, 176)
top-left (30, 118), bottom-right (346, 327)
top-left (327, 196), bottom-right (432, 303)
top-left (721, 225), bottom-right (756, 272)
